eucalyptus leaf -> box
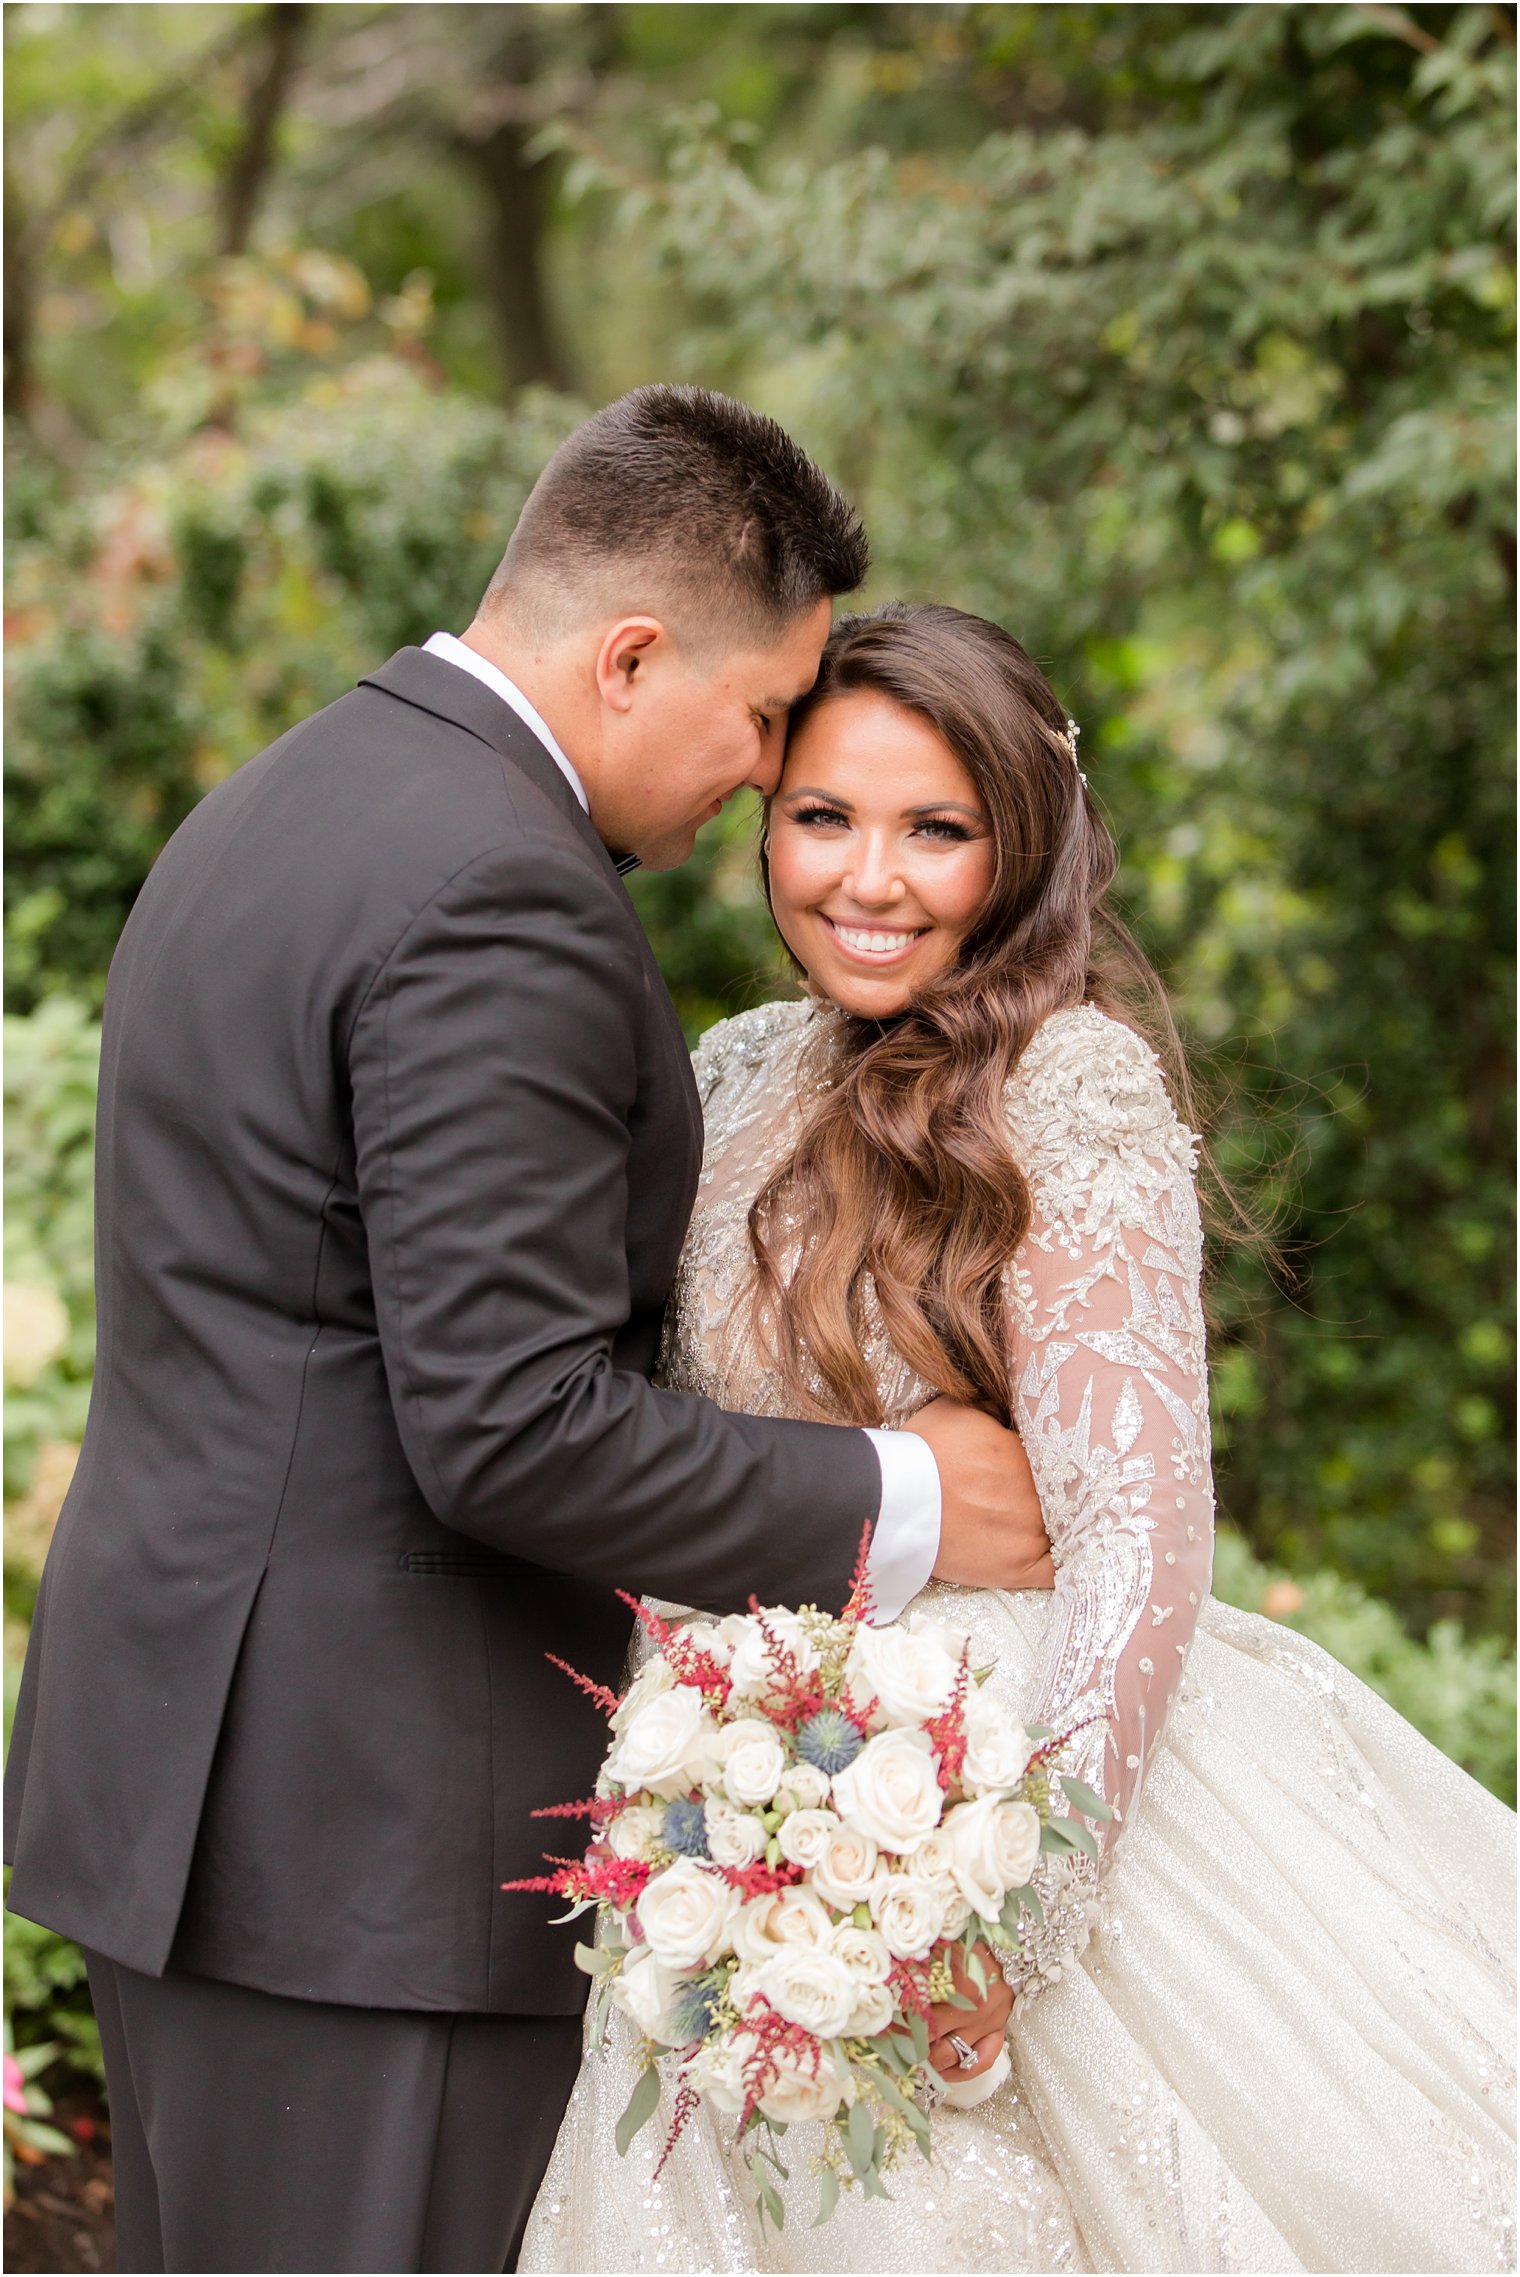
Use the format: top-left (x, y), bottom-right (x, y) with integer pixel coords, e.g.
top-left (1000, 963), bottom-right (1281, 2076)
top-left (813, 2167), bottom-right (841, 2227)
top-left (614, 2063), bottom-right (661, 2158)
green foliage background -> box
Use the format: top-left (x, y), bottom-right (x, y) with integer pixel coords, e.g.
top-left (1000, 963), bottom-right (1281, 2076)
top-left (3, 0), bottom-right (1514, 2095)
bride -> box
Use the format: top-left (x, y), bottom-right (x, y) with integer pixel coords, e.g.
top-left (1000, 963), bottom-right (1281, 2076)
top-left (520, 603), bottom-right (1515, 2274)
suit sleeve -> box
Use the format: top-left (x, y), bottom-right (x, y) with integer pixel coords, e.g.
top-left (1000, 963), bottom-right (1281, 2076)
top-left (348, 836), bottom-right (879, 1612)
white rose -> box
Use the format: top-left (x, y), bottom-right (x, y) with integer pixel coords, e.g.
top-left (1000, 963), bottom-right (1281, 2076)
top-left (870, 1872), bottom-right (944, 1960)
top-left (831, 1728), bottom-right (945, 1854)
top-left (777, 1807), bottom-right (840, 1871)
top-left (713, 1718), bottom-right (787, 1809)
top-left (944, 1794), bottom-right (1040, 1920)
top-left (673, 1619), bottom-right (733, 1668)
top-left (605, 1685), bottom-right (712, 1800)
top-left (992, 1799), bottom-right (1043, 1891)
top-left (606, 1804), bottom-right (665, 1862)
top-left (844, 1980), bottom-right (896, 2038)
top-left (689, 2027), bottom-right (844, 2125)
top-left (610, 1948), bottom-right (679, 2042)
top-left (914, 1828), bottom-right (957, 1887)
top-left (755, 1947), bottom-right (860, 2039)
top-left (687, 2034), bottom-right (750, 2116)
top-left (731, 1887), bottom-right (834, 1963)
top-left (848, 1618), bottom-right (960, 1728)
top-left (775, 1764), bottom-right (832, 1813)
top-left (726, 1609), bottom-right (820, 1697)
top-left (756, 2039), bottom-right (846, 2127)
top-left (940, 1890), bottom-right (973, 1939)
top-left (635, 1859), bottom-right (739, 1971)
top-left (611, 1655), bottom-right (674, 1731)
top-left (961, 1693), bottom-right (1033, 1797)
top-left (829, 1923), bottom-right (892, 1984)
top-left (810, 1827), bottom-right (881, 1912)
top-left (704, 1798), bottom-right (767, 1868)
top-left (728, 1960), bottom-right (765, 2019)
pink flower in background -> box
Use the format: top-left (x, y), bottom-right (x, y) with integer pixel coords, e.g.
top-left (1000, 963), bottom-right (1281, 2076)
top-left (4, 2053), bottom-right (29, 2114)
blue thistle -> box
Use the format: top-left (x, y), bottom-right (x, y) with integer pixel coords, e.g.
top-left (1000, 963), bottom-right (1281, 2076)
top-left (667, 1971), bottom-right (724, 2045)
top-left (796, 1706), bottom-right (862, 1775)
top-left (662, 1797), bottom-right (710, 1858)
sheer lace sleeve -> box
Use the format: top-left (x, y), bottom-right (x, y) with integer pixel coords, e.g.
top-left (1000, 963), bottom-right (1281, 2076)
top-left (1001, 1006), bottom-right (1215, 1998)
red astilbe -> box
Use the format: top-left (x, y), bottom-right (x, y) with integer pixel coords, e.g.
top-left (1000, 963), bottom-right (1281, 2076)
top-left (713, 1858), bottom-right (804, 1900)
top-left (544, 1653), bottom-right (621, 1720)
top-left (888, 1956), bottom-right (935, 2024)
top-left (500, 1852), bottom-right (652, 1910)
top-left (736, 1996), bottom-right (829, 2131)
top-left (531, 1789), bottom-right (638, 1831)
top-left (1025, 1711), bottom-right (1105, 1774)
top-left (840, 1518), bottom-right (876, 1628)
top-left (923, 1657), bottom-right (972, 1793)
top-left (743, 1599), bottom-right (825, 1731)
top-left (653, 2080), bottom-right (701, 2182)
top-left (616, 1590), bottom-right (733, 1708)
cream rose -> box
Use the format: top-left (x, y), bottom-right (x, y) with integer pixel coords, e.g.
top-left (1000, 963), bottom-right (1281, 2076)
top-left (829, 1923), bottom-right (892, 1984)
top-left (848, 1617), bottom-right (960, 1728)
top-left (844, 1980), bottom-right (896, 2038)
top-left (712, 1718), bottom-right (787, 1809)
top-left (606, 1804), bottom-right (665, 1862)
top-left (992, 1799), bottom-right (1043, 1890)
top-left (673, 1618), bottom-right (734, 1668)
top-left (605, 1684), bottom-right (712, 1800)
top-left (731, 1886), bottom-right (834, 1963)
top-left (831, 1727), bottom-right (944, 1854)
top-left (704, 1798), bottom-right (767, 1868)
top-left (961, 1693), bottom-right (1033, 1796)
top-left (913, 1828), bottom-right (957, 1887)
top-left (810, 1827), bottom-right (881, 1912)
top-left (725, 1608), bottom-right (821, 1697)
top-left (635, 1859), bottom-right (739, 1971)
top-left (755, 1948), bottom-right (859, 2039)
top-left (610, 1655), bottom-right (674, 1732)
top-left (776, 1807), bottom-right (841, 1872)
top-left (756, 2039), bottom-right (845, 2126)
top-left (944, 1794), bottom-right (1041, 1919)
top-left (869, 1872), bottom-right (944, 1960)
top-left (775, 1764), bottom-right (832, 1812)
top-left (687, 2034), bottom-right (749, 2116)
top-left (940, 1890), bottom-right (973, 1939)
top-left (610, 1948), bottom-right (679, 2042)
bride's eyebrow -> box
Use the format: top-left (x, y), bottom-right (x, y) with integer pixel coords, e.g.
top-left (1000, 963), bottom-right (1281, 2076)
top-left (780, 786), bottom-right (852, 806)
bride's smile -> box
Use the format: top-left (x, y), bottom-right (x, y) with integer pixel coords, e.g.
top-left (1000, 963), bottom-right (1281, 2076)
top-left (766, 686), bottom-right (996, 1016)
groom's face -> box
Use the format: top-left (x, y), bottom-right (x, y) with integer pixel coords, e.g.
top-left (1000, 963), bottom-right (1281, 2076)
top-left (595, 598), bottom-right (833, 871)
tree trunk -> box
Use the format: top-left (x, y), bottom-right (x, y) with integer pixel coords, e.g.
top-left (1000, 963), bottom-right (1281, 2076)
top-left (457, 9), bottom-right (573, 397)
top-left (4, 163), bottom-right (37, 424)
top-left (219, 2), bottom-right (310, 257)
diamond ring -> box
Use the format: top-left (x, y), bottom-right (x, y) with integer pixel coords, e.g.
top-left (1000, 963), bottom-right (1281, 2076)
top-left (948, 2033), bottom-right (979, 2072)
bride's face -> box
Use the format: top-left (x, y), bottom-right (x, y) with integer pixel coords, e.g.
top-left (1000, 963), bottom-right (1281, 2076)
top-left (767, 689), bottom-right (996, 1018)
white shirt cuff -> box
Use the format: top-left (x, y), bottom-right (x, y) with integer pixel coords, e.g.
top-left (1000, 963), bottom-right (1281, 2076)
top-left (862, 1428), bottom-right (942, 1625)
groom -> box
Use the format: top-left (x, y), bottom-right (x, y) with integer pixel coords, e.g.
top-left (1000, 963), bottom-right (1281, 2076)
top-left (5, 387), bottom-right (1052, 2272)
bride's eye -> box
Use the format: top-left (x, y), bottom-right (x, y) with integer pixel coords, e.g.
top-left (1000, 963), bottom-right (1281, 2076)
top-left (791, 803), bottom-right (851, 829)
top-left (914, 816), bottom-right (975, 843)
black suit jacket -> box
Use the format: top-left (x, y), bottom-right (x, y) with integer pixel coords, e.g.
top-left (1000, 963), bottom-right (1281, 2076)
top-left (4, 649), bottom-right (877, 2013)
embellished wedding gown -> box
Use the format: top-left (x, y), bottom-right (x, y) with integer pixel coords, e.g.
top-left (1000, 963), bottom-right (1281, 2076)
top-left (520, 1000), bottom-right (1515, 2275)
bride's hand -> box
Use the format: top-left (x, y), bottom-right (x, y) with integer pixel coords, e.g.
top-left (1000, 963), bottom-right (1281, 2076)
top-left (905, 1397), bottom-right (1055, 1592)
top-left (927, 1943), bottom-right (1014, 2081)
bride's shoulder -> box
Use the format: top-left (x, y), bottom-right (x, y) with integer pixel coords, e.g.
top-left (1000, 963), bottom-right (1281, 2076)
top-left (689, 996), bottom-right (812, 1105)
top-left (1007, 1002), bottom-right (1199, 1178)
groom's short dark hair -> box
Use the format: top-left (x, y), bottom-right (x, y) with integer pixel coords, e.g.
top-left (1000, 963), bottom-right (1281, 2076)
top-left (483, 386), bottom-right (869, 652)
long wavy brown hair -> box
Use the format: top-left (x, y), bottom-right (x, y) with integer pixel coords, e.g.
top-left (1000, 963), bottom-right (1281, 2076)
top-left (749, 602), bottom-right (1197, 1428)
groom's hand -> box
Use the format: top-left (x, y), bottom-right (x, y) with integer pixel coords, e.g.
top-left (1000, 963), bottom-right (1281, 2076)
top-left (906, 1397), bottom-right (1054, 1592)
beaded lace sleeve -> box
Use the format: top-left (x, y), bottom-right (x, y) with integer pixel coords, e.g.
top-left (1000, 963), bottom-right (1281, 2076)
top-left (1000, 1007), bottom-right (1215, 2001)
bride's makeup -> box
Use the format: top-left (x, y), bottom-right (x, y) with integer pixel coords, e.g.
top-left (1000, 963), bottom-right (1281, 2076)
top-left (766, 689), bottom-right (995, 1018)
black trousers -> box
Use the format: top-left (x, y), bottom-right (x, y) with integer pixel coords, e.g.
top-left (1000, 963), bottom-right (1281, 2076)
top-left (85, 1952), bottom-right (584, 2274)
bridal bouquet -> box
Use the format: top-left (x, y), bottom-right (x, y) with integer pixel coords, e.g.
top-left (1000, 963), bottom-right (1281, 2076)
top-left (506, 1541), bottom-right (1107, 2230)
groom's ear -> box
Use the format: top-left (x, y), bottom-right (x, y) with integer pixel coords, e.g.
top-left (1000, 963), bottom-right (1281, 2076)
top-left (594, 617), bottom-right (669, 713)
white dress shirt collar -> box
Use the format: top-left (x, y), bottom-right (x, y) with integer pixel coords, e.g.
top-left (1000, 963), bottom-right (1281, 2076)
top-left (421, 630), bottom-right (588, 814)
